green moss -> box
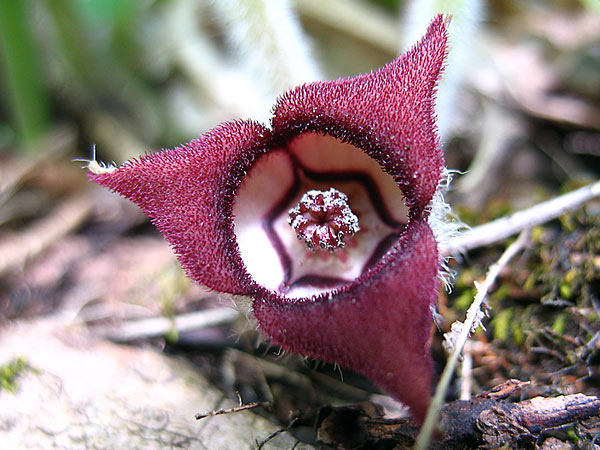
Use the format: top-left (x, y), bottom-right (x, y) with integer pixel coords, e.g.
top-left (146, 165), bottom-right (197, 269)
top-left (165, 326), bottom-right (179, 344)
top-left (512, 320), bottom-right (525, 346)
top-left (559, 213), bottom-right (577, 233)
top-left (566, 427), bottom-right (579, 443)
top-left (486, 198), bottom-right (513, 222)
top-left (523, 272), bottom-right (537, 292)
top-left (0, 356), bottom-right (29, 393)
top-left (492, 308), bottom-right (514, 342)
top-left (530, 226), bottom-right (545, 244)
top-left (493, 284), bottom-right (510, 301)
top-left (552, 313), bottom-right (568, 335)
top-left (454, 289), bottom-right (475, 311)
top-left (563, 268), bottom-right (577, 285)
top-left (559, 283), bottom-right (572, 299)
top-left (455, 268), bottom-right (479, 289)
top-left (453, 205), bottom-right (478, 226)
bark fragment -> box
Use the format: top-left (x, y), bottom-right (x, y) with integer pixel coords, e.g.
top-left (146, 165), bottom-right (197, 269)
top-left (315, 381), bottom-right (600, 449)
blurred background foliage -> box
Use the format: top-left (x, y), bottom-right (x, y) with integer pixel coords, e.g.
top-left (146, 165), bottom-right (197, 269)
top-left (0, 0), bottom-right (598, 163)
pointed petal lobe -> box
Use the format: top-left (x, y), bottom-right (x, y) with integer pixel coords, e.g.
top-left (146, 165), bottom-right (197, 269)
top-left (252, 220), bottom-right (439, 423)
top-left (90, 121), bottom-right (272, 295)
top-left (272, 15), bottom-right (449, 215)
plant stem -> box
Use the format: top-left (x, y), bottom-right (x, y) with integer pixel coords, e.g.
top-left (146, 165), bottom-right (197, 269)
top-left (415, 230), bottom-right (530, 450)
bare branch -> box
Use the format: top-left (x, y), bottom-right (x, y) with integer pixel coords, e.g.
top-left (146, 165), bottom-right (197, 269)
top-left (416, 230), bottom-right (531, 450)
top-left (442, 179), bottom-right (600, 256)
top-left (95, 307), bottom-right (240, 342)
top-left (195, 392), bottom-right (271, 420)
top-left (0, 193), bottom-right (92, 275)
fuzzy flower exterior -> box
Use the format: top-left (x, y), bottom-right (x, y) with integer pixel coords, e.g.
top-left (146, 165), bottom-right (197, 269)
top-left (91, 15), bottom-right (449, 424)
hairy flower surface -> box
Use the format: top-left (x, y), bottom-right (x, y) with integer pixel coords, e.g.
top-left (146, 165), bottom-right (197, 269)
top-left (91, 15), bottom-right (449, 424)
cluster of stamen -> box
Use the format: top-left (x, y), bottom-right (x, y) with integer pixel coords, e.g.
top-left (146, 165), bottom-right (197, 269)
top-left (288, 188), bottom-right (360, 251)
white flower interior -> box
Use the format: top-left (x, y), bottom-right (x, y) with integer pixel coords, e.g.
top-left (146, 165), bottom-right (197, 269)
top-left (233, 132), bottom-right (409, 298)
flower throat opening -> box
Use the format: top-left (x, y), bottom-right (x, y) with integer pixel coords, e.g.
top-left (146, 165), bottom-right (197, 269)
top-left (233, 132), bottom-right (410, 298)
top-left (288, 188), bottom-right (360, 251)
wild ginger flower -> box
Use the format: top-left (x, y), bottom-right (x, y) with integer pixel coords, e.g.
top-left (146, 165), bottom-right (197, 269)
top-left (90, 15), bottom-right (449, 424)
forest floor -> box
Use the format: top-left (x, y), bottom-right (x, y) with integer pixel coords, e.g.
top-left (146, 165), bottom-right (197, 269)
top-left (1, 2), bottom-right (600, 449)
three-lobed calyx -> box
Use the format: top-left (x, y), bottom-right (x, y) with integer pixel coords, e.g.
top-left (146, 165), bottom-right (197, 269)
top-left (90, 15), bottom-right (450, 425)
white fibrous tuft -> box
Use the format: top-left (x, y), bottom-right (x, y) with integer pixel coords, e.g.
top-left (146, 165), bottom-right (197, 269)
top-left (428, 169), bottom-right (469, 291)
top-left (83, 159), bottom-right (118, 175)
top-left (75, 144), bottom-right (118, 175)
top-left (226, 293), bottom-right (255, 325)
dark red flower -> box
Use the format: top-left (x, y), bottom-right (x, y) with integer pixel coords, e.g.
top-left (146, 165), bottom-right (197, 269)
top-left (90, 15), bottom-right (449, 424)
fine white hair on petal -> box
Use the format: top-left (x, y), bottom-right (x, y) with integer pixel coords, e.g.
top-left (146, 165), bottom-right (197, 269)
top-left (428, 168), bottom-right (469, 292)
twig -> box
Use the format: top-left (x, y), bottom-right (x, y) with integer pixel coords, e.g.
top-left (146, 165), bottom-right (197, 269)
top-left (0, 192), bottom-right (92, 275)
top-left (477, 394), bottom-right (600, 447)
top-left (441, 179), bottom-right (600, 256)
top-left (195, 392), bottom-right (271, 420)
top-left (415, 230), bottom-right (531, 450)
top-left (95, 307), bottom-right (240, 342)
top-left (459, 340), bottom-right (473, 401)
top-left (315, 384), bottom-right (599, 449)
top-left (0, 126), bottom-right (76, 207)
top-left (255, 418), bottom-right (299, 450)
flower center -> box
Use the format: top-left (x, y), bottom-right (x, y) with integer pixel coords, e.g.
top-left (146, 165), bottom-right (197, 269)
top-left (288, 188), bottom-right (360, 251)
top-left (233, 133), bottom-right (409, 298)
